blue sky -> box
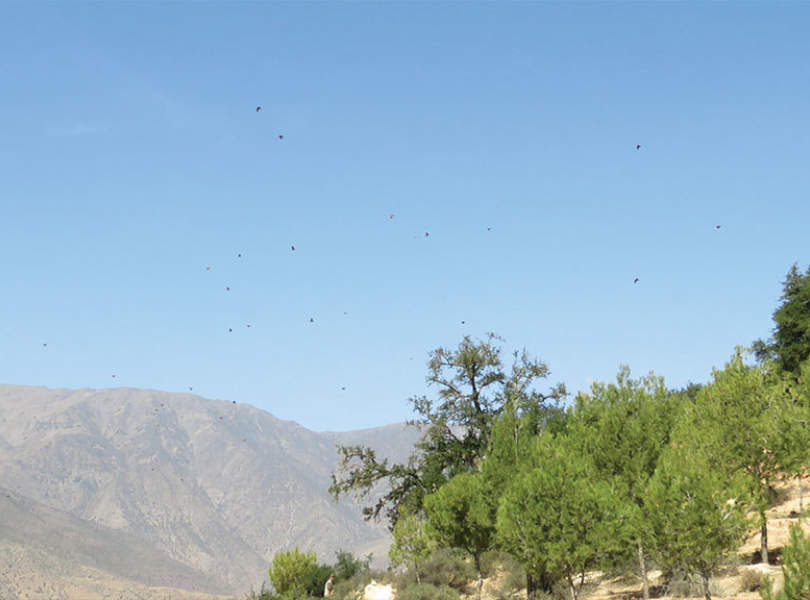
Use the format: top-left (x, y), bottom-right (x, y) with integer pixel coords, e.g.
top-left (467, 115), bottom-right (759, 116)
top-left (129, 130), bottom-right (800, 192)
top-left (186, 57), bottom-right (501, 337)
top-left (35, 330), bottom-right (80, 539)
top-left (1, 3), bottom-right (808, 431)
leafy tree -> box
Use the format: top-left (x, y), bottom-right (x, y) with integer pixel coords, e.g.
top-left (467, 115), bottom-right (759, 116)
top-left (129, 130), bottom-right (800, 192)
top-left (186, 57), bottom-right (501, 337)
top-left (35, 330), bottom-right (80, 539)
top-left (760, 523), bottom-right (810, 600)
top-left (568, 367), bottom-right (678, 600)
top-left (332, 549), bottom-right (371, 582)
top-left (754, 263), bottom-right (810, 374)
top-left (424, 472), bottom-right (495, 600)
top-left (303, 562), bottom-right (333, 598)
top-left (687, 351), bottom-right (810, 564)
top-left (482, 395), bottom-right (562, 596)
top-left (646, 442), bottom-right (749, 600)
top-left (269, 548), bottom-right (318, 599)
top-left (496, 433), bottom-right (625, 600)
top-left (330, 334), bottom-right (565, 528)
top-left (389, 512), bottom-right (436, 584)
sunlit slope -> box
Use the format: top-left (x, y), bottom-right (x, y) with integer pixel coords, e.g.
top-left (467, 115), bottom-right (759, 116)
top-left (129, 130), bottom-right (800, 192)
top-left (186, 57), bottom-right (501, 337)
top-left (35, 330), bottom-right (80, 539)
top-left (0, 384), bottom-right (420, 593)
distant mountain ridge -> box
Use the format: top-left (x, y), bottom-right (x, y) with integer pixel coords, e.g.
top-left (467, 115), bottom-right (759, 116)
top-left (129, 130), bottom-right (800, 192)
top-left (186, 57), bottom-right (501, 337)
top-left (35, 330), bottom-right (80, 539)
top-left (0, 384), bottom-right (422, 599)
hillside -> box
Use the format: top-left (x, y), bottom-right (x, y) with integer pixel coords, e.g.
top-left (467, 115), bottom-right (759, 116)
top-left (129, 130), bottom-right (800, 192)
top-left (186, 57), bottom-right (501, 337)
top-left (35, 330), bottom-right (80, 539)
top-left (0, 384), bottom-right (422, 598)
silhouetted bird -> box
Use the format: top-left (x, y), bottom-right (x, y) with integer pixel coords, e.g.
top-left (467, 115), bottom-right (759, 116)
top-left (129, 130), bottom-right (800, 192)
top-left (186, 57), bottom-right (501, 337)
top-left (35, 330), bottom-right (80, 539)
top-left (634, 278), bottom-right (640, 284)
top-left (232, 401), bottom-right (236, 404)
top-left (461, 321), bottom-right (466, 325)
top-left (389, 214), bottom-right (395, 220)
top-left (228, 328), bottom-right (233, 333)
top-left (291, 245), bottom-right (295, 251)
top-left (341, 386), bottom-right (346, 391)
top-left (309, 317), bottom-right (315, 323)
top-left (256, 106), bottom-right (262, 112)
top-left (237, 253), bottom-right (242, 258)
top-left (225, 286), bottom-right (230, 291)
top-left (42, 343), bottom-right (47, 347)
top-left (636, 144), bottom-right (642, 150)
top-left (189, 387), bottom-right (193, 391)
top-left (246, 324), bottom-right (251, 328)
top-left (278, 135), bottom-right (284, 140)
top-left (715, 225), bottom-right (722, 230)
top-left (425, 232), bottom-right (429, 238)
top-left (205, 266), bottom-right (211, 271)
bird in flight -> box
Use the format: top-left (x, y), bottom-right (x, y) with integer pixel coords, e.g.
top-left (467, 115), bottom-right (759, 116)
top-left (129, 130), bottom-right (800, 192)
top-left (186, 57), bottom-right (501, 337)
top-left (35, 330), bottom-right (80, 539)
top-left (188, 387), bottom-right (193, 391)
top-left (309, 317), bottom-right (315, 323)
top-left (341, 386), bottom-right (346, 391)
top-left (461, 321), bottom-right (466, 325)
top-left (715, 225), bottom-right (722, 230)
top-left (634, 278), bottom-right (640, 284)
top-left (256, 106), bottom-right (262, 112)
top-left (635, 144), bottom-right (642, 150)
top-left (112, 374), bottom-right (117, 378)
top-left (291, 245), bottom-right (296, 252)
top-left (246, 324), bottom-right (252, 328)
top-left (424, 232), bottom-right (429, 238)
top-left (42, 343), bottom-right (47, 347)
top-left (389, 214), bottom-right (395, 220)
top-left (237, 253), bottom-right (242, 258)
top-left (228, 328), bottom-right (233, 333)
top-left (205, 266), bottom-right (211, 271)
top-left (278, 135), bottom-right (284, 140)
top-left (225, 286), bottom-right (230, 291)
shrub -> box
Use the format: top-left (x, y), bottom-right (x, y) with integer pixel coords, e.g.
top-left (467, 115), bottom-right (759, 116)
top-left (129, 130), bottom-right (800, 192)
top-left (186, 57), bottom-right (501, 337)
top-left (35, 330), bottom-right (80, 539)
top-left (397, 584), bottom-right (459, 600)
top-left (269, 548), bottom-right (319, 599)
top-left (740, 569), bottom-right (763, 592)
top-left (479, 550), bottom-right (523, 579)
top-left (492, 568), bottom-right (526, 600)
top-left (761, 523), bottom-right (810, 600)
top-left (244, 582), bottom-right (278, 600)
top-left (418, 549), bottom-right (475, 590)
top-left (304, 563), bottom-right (334, 597)
top-left (333, 550), bottom-right (372, 581)
top-left (332, 569), bottom-right (388, 600)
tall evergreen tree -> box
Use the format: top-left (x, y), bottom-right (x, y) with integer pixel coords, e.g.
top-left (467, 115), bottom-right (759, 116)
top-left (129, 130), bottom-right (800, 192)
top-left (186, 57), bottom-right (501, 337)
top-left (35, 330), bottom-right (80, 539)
top-left (496, 433), bottom-right (625, 600)
top-left (424, 472), bottom-right (495, 600)
top-left (646, 443), bottom-right (749, 600)
top-left (754, 263), bottom-right (810, 374)
top-left (568, 367), bottom-right (679, 600)
top-left (687, 351), bottom-right (810, 564)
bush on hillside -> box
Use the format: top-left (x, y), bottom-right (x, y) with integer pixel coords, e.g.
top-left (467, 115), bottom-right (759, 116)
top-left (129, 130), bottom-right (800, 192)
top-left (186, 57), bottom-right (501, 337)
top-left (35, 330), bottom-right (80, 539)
top-left (244, 582), bottom-right (278, 600)
top-left (740, 569), bottom-right (764, 592)
top-left (761, 523), bottom-right (810, 600)
top-left (333, 549), bottom-right (372, 581)
top-left (397, 584), bottom-right (459, 600)
top-left (417, 549), bottom-right (475, 590)
top-left (332, 568), bottom-right (388, 600)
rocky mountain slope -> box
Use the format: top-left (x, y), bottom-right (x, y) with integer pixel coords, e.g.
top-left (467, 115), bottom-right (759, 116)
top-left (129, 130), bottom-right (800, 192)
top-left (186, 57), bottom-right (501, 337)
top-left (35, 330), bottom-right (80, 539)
top-left (0, 384), bottom-right (422, 598)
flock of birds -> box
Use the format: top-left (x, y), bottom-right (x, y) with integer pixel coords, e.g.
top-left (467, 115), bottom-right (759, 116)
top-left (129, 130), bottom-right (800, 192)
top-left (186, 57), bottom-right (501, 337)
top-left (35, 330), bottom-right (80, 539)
top-left (33, 107), bottom-right (724, 399)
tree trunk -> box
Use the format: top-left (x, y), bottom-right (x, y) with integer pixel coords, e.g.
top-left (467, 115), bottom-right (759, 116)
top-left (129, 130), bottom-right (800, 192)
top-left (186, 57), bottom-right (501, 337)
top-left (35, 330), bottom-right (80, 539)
top-left (702, 572), bottom-right (711, 600)
top-left (526, 573), bottom-right (536, 600)
top-left (637, 539), bottom-right (649, 600)
top-left (567, 573), bottom-right (577, 600)
top-left (474, 553), bottom-right (483, 600)
top-left (761, 519), bottom-right (769, 565)
top-left (527, 572), bottom-right (553, 599)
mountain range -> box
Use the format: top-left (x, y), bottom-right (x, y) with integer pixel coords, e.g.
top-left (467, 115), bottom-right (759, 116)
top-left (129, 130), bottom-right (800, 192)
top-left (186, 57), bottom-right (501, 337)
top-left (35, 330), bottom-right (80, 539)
top-left (0, 384), bottom-right (421, 600)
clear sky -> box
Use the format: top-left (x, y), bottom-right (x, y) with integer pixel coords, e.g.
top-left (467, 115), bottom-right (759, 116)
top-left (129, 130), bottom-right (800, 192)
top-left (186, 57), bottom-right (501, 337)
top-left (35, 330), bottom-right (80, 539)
top-left (1, 3), bottom-right (808, 431)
